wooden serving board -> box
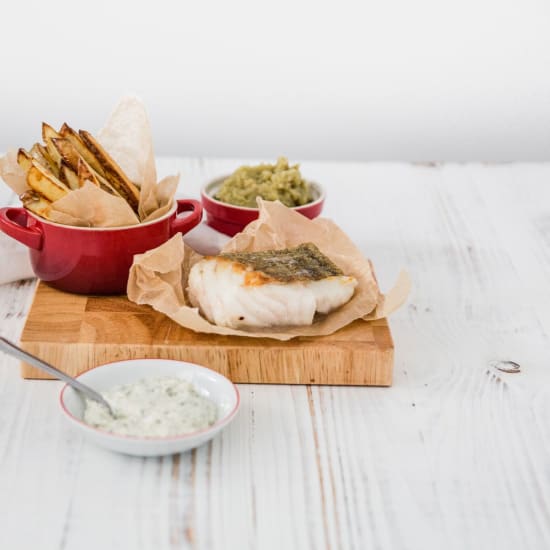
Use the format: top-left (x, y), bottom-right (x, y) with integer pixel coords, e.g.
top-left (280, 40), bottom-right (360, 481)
top-left (19, 282), bottom-right (394, 385)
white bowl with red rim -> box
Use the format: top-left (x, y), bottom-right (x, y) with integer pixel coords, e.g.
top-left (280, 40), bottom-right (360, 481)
top-left (60, 359), bottom-right (240, 457)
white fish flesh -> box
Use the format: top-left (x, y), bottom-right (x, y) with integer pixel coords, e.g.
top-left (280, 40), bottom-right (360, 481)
top-left (187, 243), bottom-right (357, 329)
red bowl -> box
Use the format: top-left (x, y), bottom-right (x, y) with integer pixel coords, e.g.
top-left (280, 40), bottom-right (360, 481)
top-left (201, 177), bottom-right (325, 236)
top-left (0, 199), bottom-right (202, 294)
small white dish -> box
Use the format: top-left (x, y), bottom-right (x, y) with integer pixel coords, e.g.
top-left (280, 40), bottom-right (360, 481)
top-left (59, 359), bottom-right (240, 457)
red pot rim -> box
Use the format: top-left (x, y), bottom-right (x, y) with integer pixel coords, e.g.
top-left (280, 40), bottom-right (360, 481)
top-left (25, 201), bottom-right (178, 231)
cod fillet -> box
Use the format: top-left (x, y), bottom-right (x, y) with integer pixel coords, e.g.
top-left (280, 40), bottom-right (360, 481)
top-left (188, 243), bottom-right (357, 329)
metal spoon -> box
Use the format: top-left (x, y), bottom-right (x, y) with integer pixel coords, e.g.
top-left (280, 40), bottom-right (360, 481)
top-left (0, 336), bottom-right (115, 417)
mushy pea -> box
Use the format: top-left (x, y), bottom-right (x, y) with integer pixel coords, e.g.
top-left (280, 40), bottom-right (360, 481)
top-left (215, 157), bottom-right (312, 208)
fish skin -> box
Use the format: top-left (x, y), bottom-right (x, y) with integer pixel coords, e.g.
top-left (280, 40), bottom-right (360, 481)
top-left (216, 243), bottom-right (344, 283)
top-left (188, 244), bottom-right (357, 329)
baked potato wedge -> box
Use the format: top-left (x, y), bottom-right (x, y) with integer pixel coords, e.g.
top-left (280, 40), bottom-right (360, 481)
top-left (52, 138), bottom-right (81, 173)
top-left (17, 148), bottom-right (33, 172)
top-left (20, 190), bottom-right (52, 219)
top-left (29, 143), bottom-right (59, 176)
top-left (16, 120), bottom-right (143, 219)
top-left (27, 161), bottom-right (69, 202)
top-left (42, 123), bottom-right (63, 168)
top-left (41, 122), bottom-right (61, 143)
top-left (79, 159), bottom-right (124, 196)
top-left (79, 130), bottom-right (140, 212)
top-left (59, 160), bottom-right (81, 190)
top-left (77, 158), bottom-right (99, 187)
top-left (59, 123), bottom-right (106, 177)
top-left (52, 135), bottom-right (119, 193)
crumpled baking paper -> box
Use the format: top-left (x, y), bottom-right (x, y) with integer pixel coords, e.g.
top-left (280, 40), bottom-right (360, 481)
top-left (128, 200), bottom-right (410, 340)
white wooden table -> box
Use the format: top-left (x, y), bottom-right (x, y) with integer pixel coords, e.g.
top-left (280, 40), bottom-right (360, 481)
top-left (1, 159), bottom-right (549, 550)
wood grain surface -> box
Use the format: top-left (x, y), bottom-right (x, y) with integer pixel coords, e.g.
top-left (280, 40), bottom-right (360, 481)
top-left (1, 159), bottom-right (550, 550)
top-left (19, 282), bottom-right (393, 385)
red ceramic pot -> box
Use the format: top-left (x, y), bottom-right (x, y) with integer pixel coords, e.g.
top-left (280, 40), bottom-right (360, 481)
top-left (201, 177), bottom-right (325, 236)
top-left (0, 199), bottom-right (202, 295)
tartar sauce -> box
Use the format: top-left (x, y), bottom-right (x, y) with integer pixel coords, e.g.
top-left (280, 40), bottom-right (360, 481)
top-left (83, 376), bottom-right (218, 437)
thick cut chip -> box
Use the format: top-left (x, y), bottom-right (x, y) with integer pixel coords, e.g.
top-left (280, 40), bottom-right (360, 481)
top-left (59, 123), bottom-right (106, 177)
top-left (30, 143), bottom-right (60, 177)
top-left (20, 190), bottom-right (52, 218)
top-left (77, 158), bottom-right (99, 187)
top-left (53, 130), bottom-right (120, 194)
top-left (29, 143), bottom-right (41, 157)
top-left (76, 158), bottom-right (123, 196)
top-left (94, 171), bottom-right (120, 195)
top-left (42, 123), bottom-right (63, 168)
top-left (59, 161), bottom-right (80, 190)
top-left (52, 138), bottom-right (81, 172)
top-left (29, 144), bottom-right (48, 168)
top-left (41, 122), bottom-right (60, 143)
top-left (79, 158), bottom-right (117, 193)
top-left (27, 161), bottom-right (69, 202)
top-left (15, 120), bottom-right (143, 218)
top-left (79, 130), bottom-right (140, 212)
top-left (17, 149), bottom-right (33, 172)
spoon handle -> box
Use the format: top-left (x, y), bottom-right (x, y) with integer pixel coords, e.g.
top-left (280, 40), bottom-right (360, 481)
top-left (0, 337), bottom-right (113, 414)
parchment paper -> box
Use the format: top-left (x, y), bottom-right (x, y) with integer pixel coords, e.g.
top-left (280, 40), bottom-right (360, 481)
top-left (128, 200), bottom-right (411, 340)
top-left (0, 96), bottom-right (178, 227)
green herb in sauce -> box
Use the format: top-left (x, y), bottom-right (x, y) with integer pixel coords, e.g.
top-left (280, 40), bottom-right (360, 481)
top-left (83, 377), bottom-right (218, 437)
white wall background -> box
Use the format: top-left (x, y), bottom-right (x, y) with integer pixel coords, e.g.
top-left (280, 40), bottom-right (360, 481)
top-left (1, 0), bottom-right (550, 162)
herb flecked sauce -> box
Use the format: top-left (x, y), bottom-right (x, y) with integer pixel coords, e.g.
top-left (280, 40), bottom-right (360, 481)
top-left (83, 377), bottom-right (218, 437)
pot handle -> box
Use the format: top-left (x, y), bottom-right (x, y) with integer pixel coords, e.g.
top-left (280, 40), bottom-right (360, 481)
top-left (170, 199), bottom-right (203, 236)
top-left (0, 207), bottom-right (43, 250)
